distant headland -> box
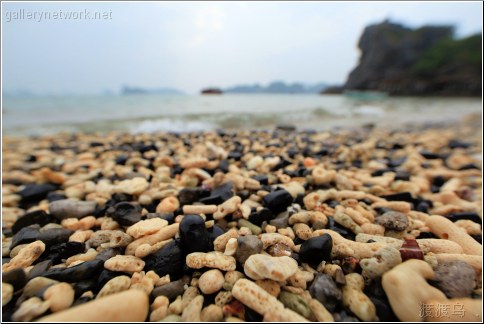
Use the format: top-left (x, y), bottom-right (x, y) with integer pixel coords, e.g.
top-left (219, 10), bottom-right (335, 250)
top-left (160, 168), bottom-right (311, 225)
top-left (336, 20), bottom-right (482, 96)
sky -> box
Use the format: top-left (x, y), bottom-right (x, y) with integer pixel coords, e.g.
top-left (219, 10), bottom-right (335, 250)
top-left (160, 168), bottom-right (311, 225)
top-left (2, 1), bottom-right (483, 95)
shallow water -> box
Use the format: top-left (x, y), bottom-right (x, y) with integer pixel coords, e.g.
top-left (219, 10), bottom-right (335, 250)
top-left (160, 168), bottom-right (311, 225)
top-left (2, 94), bottom-right (482, 135)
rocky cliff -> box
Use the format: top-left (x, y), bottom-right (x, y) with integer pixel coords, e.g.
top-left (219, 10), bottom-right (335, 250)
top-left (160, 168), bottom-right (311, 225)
top-left (344, 20), bottom-right (482, 96)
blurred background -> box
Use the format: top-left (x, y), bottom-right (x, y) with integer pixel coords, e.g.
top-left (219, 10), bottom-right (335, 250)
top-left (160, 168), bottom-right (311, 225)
top-left (2, 1), bottom-right (482, 135)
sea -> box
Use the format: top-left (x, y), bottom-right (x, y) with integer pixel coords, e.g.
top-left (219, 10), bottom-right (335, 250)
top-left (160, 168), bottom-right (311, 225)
top-left (2, 94), bottom-right (482, 136)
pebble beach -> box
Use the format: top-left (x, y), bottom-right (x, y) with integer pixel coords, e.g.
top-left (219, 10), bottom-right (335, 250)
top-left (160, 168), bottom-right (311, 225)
top-left (1, 115), bottom-right (482, 322)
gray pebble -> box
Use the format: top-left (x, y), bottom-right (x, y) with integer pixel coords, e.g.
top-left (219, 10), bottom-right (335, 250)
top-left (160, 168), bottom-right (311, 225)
top-left (49, 199), bottom-right (97, 220)
top-left (269, 211), bottom-right (289, 229)
top-left (432, 260), bottom-right (476, 298)
top-left (151, 279), bottom-right (186, 301)
top-left (309, 273), bottom-right (342, 312)
top-left (235, 235), bottom-right (263, 265)
top-left (375, 211), bottom-right (408, 231)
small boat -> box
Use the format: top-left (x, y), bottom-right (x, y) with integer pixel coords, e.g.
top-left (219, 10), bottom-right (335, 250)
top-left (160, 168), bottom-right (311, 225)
top-left (201, 88), bottom-right (223, 95)
top-left (343, 90), bottom-right (388, 100)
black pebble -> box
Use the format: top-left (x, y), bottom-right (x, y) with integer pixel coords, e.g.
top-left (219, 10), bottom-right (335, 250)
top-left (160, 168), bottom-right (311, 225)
top-left (178, 188), bottom-right (209, 205)
top-left (143, 240), bottom-right (184, 279)
top-left (446, 212), bottom-right (482, 224)
top-left (252, 175), bottom-right (269, 185)
top-left (40, 241), bottom-right (85, 264)
top-left (42, 259), bottom-right (104, 282)
top-left (97, 270), bottom-right (125, 292)
top-left (2, 268), bottom-right (27, 291)
top-left (448, 139), bottom-right (470, 149)
top-left (299, 234), bottom-right (333, 265)
top-left (199, 182), bottom-right (234, 205)
top-left (95, 247), bottom-right (124, 262)
top-left (262, 189), bottom-right (293, 214)
top-left (380, 192), bottom-right (413, 203)
top-left (107, 202), bottom-right (142, 226)
top-left (11, 210), bottom-right (54, 234)
top-left (46, 192), bottom-right (66, 202)
top-left (27, 260), bottom-right (53, 280)
top-left (244, 305), bottom-right (263, 322)
top-left (37, 228), bottom-right (74, 247)
top-left (74, 280), bottom-right (98, 298)
top-left (207, 225), bottom-right (225, 244)
top-left (248, 208), bottom-right (273, 226)
top-left (18, 183), bottom-right (58, 202)
top-left (179, 215), bottom-right (211, 253)
top-left (10, 225), bottom-right (40, 249)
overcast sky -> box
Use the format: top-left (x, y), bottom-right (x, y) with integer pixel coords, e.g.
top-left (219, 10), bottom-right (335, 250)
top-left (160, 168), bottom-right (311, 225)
top-left (2, 1), bottom-right (482, 94)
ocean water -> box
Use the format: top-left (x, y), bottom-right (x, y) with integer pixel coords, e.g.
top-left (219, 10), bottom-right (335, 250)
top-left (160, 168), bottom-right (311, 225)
top-left (2, 94), bottom-right (482, 136)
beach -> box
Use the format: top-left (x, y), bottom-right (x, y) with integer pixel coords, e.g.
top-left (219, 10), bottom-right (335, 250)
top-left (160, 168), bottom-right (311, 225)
top-left (2, 113), bottom-right (482, 322)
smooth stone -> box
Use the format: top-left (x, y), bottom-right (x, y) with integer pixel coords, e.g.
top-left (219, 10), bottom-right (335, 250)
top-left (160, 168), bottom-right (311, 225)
top-left (252, 175), bottom-right (269, 185)
top-left (309, 273), bottom-right (342, 312)
top-left (299, 234), bottom-right (333, 265)
top-left (143, 240), bottom-right (184, 279)
top-left (369, 295), bottom-right (399, 322)
top-left (235, 235), bottom-right (263, 265)
top-left (448, 139), bottom-right (470, 149)
top-left (96, 269), bottom-right (125, 293)
top-left (269, 211), bottom-right (289, 229)
top-left (42, 259), bottom-right (103, 282)
top-left (445, 212), bottom-right (482, 224)
top-left (207, 225), bottom-right (225, 244)
top-left (262, 189), bottom-right (293, 214)
top-left (10, 225), bottom-right (40, 249)
top-left (375, 211), bottom-right (409, 231)
top-left (41, 241), bottom-right (85, 264)
top-left (18, 184), bottom-right (57, 202)
top-left (431, 260), bottom-right (476, 298)
top-left (179, 215), bottom-right (211, 254)
top-left (11, 210), bottom-right (54, 234)
top-left (46, 192), bottom-right (66, 202)
top-left (151, 279), bottom-right (186, 301)
top-left (95, 248), bottom-right (124, 262)
top-left (199, 182), bottom-right (234, 205)
top-left (49, 199), bottom-right (97, 220)
top-left (379, 192), bottom-right (413, 203)
top-left (73, 280), bottom-right (97, 298)
top-left (178, 188), bottom-right (210, 205)
top-left (2, 268), bottom-right (27, 291)
top-left (27, 260), bottom-right (53, 280)
top-left (37, 228), bottom-right (74, 247)
top-left (106, 202), bottom-right (141, 226)
top-left (248, 208), bottom-right (273, 226)
top-left (278, 291), bottom-right (311, 318)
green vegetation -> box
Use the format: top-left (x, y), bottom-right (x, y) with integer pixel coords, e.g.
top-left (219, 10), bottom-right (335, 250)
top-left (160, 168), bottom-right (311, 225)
top-left (412, 33), bottom-right (482, 77)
